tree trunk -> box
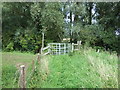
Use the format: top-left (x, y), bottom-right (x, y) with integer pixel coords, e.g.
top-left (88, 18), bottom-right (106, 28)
top-left (70, 10), bottom-right (72, 44)
top-left (74, 2), bottom-right (79, 23)
top-left (88, 2), bottom-right (93, 25)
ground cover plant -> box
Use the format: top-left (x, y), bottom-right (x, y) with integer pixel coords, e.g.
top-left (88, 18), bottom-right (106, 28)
top-left (1, 2), bottom-right (120, 89)
top-left (2, 52), bottom-right (36, 88)
top-left (2, 47), bottom-right (118, 88)
top-left (41, 48), bottom-right (118, 88)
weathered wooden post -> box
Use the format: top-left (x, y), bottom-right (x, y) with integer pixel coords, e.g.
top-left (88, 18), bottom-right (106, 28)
top-left (97, 49), bottom-right (100, 53)
top-left (77, 41), bottom-right (82, 50)
top-left (51, 43), bottom-right (53, 55)
top-left (64, 43), bottom-right (66, 54)
top-left (19, 65), bottom-right (26, 88)
top-left (42, 32), bottom-right (44, 48)
top-left (72, 43), bottom-right (74, 52)
top-left (80, 41), bottom-right (82, 50)
top-left (48, 44), bottom-right (51, 55)
top-left (56, 44), bottom-right (57, 55)
top-left (59, 43), bottom-right (60, 55)
top-left (37, 53), bottom-right (40, 63)
top-left (41, 32), bottom-right (45, 54)
top-left (68, 43), bottom-right (71, 53)
top-left (77, 41), bottom-right (79, 50)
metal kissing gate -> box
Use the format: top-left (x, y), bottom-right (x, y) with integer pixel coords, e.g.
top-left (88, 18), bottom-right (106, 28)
top-left (41, 41), bottom-right (81, 55)
top-left (48, 43), bottom-right (71, 55)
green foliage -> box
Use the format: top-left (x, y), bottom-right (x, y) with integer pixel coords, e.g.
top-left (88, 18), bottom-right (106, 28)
top-left (2, 2), bottom-right (64, 52)
top-left (2, 2), bottom-right (120, 54)
top-left (26, 60), bottom-right (42, 88)
top-left (68, 51), bottom-right (74, 56)
top-left (30, 2), bottom-right (64, 42)
top-left (5, 42), bottom-right (14, 51)
top-left (2, 49), bottom-right (118, 88)
top-left (41, 3), bottom-right (64, 42)
top-left (95, 2), bottom-right (120, 52)
top-left (2, 52), bottom-right (36, 88)
top-left (41, 48), bottom-right (118, 88)
top-left (2, 2), bottom-right (33, 50)
top-left (78, 25), bottom-right (101, 46)
top-left (14, 28), bottom-right (42, 52)
top-left (2, 65), bottom-right (18, 88)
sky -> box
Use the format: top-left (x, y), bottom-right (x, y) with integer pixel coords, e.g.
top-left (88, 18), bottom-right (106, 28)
top-left (64, 3), bottom-right (97, 24)
top-left (63, 3), bottom-right (120, 36)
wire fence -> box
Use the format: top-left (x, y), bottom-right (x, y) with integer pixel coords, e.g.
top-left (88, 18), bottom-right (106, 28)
top-left (12, 41), bottom-right (82, 88)
top-left (12, 53), bottom-right (43, 88)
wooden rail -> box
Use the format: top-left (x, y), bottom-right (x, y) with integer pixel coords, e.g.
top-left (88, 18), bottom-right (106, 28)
top-left (41, 44), bottom-right (50, 56)
top-left (42, 46), bottom-right (50, 51)
top-left (72, 41), bottom-right (82, 52)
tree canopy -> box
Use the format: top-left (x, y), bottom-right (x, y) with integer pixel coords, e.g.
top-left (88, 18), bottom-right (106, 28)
top-left (2, 2), bottom-right (120, 54)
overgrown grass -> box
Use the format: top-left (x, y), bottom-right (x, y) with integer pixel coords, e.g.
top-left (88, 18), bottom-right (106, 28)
top-left (2, 48), bottom-right (118, 88)
top-left (2, 52), bottom-right (36, 88)
top-left (41, 48), bottom-right (118, 88)
top-left (2, 65), bottom-right (17, 88)
top-left (2, 51), bottom-right (36, 66)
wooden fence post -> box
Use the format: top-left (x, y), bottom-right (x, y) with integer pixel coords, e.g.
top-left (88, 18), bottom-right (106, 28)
top-left (48, 44), bottom-right (50, 55)
top-left (50, 44), bottom-right (52, 54)
top-left (42, 32), bottom-right (44, 49)
top-left (41, 32), bottom-right (45, 54)
top-left (19, 65), bottom-right (26, 88)
top-left (79, 41), bottom-right (82, 49)
top-left (68, 43), bottom-right (71, 53)
top-left (64, 43), bottom-right (66, 54)
top-left (37, 53), bottom-right (40, 63)
top-left (41, 48), bottom-right (43, 55)
top-left (77, 41), bottom-right (82, 50)
top-left (72, 43), bottom-right (74, 52)
top-left (77, 41), bottom-right (79, 50)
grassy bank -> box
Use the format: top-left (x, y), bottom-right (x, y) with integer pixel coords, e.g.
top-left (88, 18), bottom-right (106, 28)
top-left (2, 48), bottom-right (118, 88)
top-left (2, 52), bottom-right (36, 88)
top-left (41, 48), bottom-right (118, 88)
top-left (2, 51), bottom-right (35, 66)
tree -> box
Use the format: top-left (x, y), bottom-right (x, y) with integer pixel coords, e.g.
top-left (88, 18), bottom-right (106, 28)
top-left (63, 2), bottom-right (88, 43)
top-left (41, 3), bottom-right (64, 42)
top-left (2, 2), bottom-right (33, 51)
top-left (95, 2), bottom-right (120, 53)
top-left (2, 2), bottom-right (64, 52)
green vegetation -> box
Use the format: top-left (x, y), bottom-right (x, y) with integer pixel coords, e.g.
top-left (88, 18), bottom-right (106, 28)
top-left (2, 51), bottom-right (35, 66)
top-left (2, 48), bottom-right (118, 88)
top-left (41, 48), bottom-right (118, 88)
top-left (1, 2), bottom-right (119, 88)
top-left (2, 2), bottom-right (120, 54)
top-left (2, 65), bottom-right (17, 88)
top-left (2, 52), bottom-right (35, 88)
